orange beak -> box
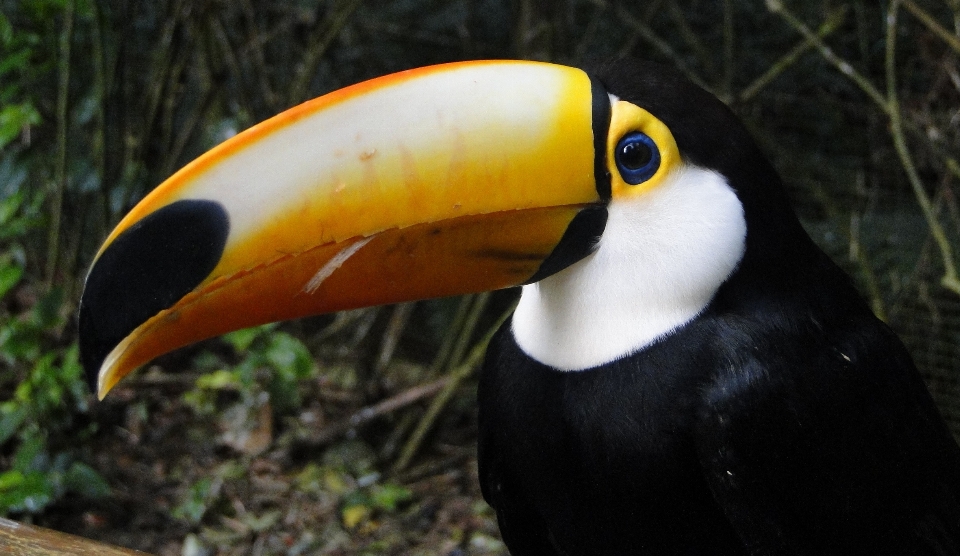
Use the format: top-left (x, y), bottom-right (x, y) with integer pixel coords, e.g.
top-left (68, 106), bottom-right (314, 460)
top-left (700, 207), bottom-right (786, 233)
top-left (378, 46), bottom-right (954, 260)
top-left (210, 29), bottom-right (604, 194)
top-left (79, 60), bottom-right (611, 399)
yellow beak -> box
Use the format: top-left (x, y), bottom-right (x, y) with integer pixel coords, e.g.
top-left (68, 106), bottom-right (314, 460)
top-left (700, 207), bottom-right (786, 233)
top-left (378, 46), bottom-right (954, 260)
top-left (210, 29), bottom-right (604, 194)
top-left (79, 60), bottom-right (610, 399)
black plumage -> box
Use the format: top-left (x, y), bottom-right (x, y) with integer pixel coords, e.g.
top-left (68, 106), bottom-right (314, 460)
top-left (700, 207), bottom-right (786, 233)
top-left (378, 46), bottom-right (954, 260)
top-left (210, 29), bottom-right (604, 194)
top-left (477, 60), bottom-right (960, 556)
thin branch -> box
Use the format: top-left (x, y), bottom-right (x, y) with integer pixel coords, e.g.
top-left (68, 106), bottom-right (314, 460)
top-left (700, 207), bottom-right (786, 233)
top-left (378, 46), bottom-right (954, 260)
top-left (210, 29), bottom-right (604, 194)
top-left (740, 6), bottom-right (848, 103)
top-left (210, 16), bottom-right (255, 124)
top-left (849, 211), bottom-right (888, 319)
top-left (297, 378), bottom-right (450, 448)
top-left (426, 295), bottom-right (475, 379)
top-left (392, 299), bottom-right (514, 474)
top-left (241, 0), bottom-right (279, 112)
top-left (572, 5), bottom-right (604, 64)
top-left (90, 1), bottom-right (109, 242)
top-left (902, 0), bottom-right (960, 54)
top-left (375, 302), bottom-right (416, 373)
top-left (886, 1), bottom-right (960, 294)
top-left (947, 157), bottom-right (960, 181)
top-left (46, 0), bottom-right (75, 288)
top-left (287, 0), bottom-right (362, 106)
top-left (722, 0), bottom-right (735, 101)
top-left (614, 3), bottom-right (713, 94)
top-left (806, 176), bottom-right (887, 318)
top-left (139, 0), bottom-right (183, 169)
top-left (666, 2), bottom-right (715, 76)
top-left (443, 292), bottom-right (491, 382)
top-left (769, 0), bottom-right (960, 295)
top-left (765, 0), bottom-right (889, 112)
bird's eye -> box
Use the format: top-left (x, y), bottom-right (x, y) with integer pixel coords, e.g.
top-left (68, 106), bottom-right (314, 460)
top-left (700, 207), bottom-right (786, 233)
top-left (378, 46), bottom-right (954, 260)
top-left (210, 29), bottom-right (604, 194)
top-left (615, 132), bottom-right (660, 185)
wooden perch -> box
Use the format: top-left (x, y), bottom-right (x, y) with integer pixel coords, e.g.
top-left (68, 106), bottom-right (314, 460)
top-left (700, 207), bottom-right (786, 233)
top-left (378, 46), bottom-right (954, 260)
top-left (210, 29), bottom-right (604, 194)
top-left (0, 518), bottom-right (150, 556)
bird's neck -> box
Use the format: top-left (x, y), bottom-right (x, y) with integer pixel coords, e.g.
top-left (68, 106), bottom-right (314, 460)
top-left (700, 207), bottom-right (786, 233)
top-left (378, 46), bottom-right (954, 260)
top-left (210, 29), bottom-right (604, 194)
top-left (511, 165), bottom-right (748, 371)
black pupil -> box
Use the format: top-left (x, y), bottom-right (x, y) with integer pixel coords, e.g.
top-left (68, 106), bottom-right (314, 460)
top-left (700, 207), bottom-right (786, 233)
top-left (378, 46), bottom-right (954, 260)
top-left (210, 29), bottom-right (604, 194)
top-left (621, 140), bottom-right (652, 170)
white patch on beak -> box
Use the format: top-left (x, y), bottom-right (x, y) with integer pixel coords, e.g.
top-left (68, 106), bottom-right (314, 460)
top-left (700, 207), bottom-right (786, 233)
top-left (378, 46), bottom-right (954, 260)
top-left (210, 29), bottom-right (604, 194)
top-left (511, 164), bottom-right (747, 371)
top-left (303, 236), bottom-right (374, 294)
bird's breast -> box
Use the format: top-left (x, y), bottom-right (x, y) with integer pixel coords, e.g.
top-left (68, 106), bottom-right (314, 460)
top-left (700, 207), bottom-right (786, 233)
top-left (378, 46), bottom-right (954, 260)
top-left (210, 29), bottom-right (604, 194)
top-left (478, 326), bottom-right (745, 555)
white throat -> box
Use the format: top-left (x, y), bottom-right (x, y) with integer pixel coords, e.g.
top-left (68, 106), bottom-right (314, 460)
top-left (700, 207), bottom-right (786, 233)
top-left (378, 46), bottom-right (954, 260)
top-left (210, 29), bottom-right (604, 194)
top-left (511, 165), bottom-right (747, 371)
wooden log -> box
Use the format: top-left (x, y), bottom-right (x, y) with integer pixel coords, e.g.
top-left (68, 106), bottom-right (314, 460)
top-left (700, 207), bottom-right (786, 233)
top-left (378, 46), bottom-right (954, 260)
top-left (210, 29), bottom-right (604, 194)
top-left (0, 517), bottom-right (151, 556)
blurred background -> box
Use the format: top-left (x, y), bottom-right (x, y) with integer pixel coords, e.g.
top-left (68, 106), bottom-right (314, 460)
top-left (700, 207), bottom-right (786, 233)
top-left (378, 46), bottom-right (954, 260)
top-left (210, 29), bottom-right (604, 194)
top-left (1, 0), bottom-right (959, 554)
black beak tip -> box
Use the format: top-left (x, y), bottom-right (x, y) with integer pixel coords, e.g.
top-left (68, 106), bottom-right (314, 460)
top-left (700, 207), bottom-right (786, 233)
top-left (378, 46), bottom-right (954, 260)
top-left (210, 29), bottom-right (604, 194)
top-left (77, 199), bottom-right (230, 395)
top-left (78, 302), bottom-right (108, 393)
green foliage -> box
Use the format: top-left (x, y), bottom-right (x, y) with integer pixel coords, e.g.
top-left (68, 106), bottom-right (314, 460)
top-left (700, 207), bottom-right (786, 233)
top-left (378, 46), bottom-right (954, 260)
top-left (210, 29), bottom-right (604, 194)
top-left (0, 342), bottom-right (107, 515)
top-left (0, 110), bottom-right (106, 517)
top-left (367, 482), bottom-right (414, 513)
top-left (172, 476), bottom-right (216, 525)
top-left (0, 4), bottom-right (48, 150)
top-left (0, 104), bottom-right (40, 151)
top-left (184, 324), bottom-right (318, 418)
top-left (0, 434), bottom-right (108, 514)
top-left (171, 461), bottom-right (244, 525)
top-left (294, 460), bottom-right (412, 530)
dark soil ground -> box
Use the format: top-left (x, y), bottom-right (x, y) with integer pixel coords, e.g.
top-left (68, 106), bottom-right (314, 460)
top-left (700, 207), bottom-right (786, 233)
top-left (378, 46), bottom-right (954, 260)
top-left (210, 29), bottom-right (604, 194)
top-left (26, 344), bottom-right (508, 556)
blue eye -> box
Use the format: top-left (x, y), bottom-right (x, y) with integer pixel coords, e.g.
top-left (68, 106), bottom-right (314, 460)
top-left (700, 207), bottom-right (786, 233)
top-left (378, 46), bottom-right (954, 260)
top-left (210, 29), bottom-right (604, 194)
top-left (615, 132), bottom-right (660, 185)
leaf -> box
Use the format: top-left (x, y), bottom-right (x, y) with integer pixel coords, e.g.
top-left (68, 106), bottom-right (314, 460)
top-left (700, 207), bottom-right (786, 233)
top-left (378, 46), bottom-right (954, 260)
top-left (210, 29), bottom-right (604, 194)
top-left (31, 286), bottom-right (64, 329)
top-left (0, 191), bottom-right (25, 227)
top-left (341, 504), bottom-right (371, 529)
top-left (64, 461), bottom-right (110, 499)
top-left (0, 103), bottom-right (40, 151)
top-left (242, 509), bottom-right (281, 533)
top-left (173, 477), bottom-right (217, 524)
top-left (265, 332), bottom-right (316, 379)
top-left (195, 369), bottom-right (242, 391)
top-left (0, 403), bottom-right (27, 445)
top-left (0, 12), bottom-right (12, 46)
top-left (0, 470), bottom-right (24, 491)
top-left (0, 48), bottom-right (31, 79)
top-left (180, 533), bottom-right (212, 556)
top-left (0, 470), bottom-right (54, 513)
top-left (11, 433), bottom-right (48, 473)
top-left (222, 324), bottom-right (273, 352)
top-left (59, 344), bottom-right (89, 410)
top-left (370, 483), bottom-right (413, 512)
top-left (0, 264), bottom-right (22, 300)
top-left (264, 332), bottom-right (317, 413)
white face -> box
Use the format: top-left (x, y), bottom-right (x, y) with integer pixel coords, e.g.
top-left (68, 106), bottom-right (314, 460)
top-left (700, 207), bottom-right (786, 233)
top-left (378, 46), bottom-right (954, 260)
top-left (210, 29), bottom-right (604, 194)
top-left (511, 163), bottom-right (747, 371)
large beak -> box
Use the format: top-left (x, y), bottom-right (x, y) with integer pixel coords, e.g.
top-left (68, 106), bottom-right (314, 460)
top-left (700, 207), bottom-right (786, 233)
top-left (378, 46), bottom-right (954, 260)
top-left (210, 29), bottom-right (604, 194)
top-left (79, 60), bottom-right (611, 399)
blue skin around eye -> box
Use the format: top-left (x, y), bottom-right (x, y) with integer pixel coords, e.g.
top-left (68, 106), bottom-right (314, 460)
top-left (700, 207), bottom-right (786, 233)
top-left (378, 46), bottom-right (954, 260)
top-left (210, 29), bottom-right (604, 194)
top-left (615, 132), bottom-right (661, 185)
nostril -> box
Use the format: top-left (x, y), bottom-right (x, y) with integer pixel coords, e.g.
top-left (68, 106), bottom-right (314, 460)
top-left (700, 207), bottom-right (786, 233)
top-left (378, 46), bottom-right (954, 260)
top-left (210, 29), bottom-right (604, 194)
top-left (78, 199), bottom-right (229, 391)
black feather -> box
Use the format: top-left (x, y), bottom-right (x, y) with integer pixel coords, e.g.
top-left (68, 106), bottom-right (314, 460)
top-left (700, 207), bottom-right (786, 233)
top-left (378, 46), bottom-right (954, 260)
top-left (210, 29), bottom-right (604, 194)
top-left (478, 59), bottom-right (960, 556)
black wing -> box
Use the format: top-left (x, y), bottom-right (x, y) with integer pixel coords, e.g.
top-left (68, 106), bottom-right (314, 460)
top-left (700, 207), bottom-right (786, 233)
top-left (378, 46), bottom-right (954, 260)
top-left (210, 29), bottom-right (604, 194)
top-left (694, 317), bottom-right (960, 556)
top-left (477, 326), bottom-right (560, 556)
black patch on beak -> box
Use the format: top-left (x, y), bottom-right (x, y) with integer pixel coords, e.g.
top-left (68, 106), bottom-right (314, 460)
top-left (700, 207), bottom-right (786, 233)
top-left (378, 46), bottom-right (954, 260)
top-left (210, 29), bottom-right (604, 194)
top-left (79, 200), bottom-right (229, 392)
top-left (523, 76), bottom-right (611, 285)
top-left (590, 76), bottom-right (612, 200)
top-left (524, 205), bottom-right (607, 284)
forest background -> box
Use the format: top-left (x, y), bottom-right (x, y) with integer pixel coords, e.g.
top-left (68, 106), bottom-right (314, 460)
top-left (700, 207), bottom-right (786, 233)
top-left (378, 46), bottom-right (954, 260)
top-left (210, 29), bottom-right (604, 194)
top-left (2, 0), bottom-right (960, 554)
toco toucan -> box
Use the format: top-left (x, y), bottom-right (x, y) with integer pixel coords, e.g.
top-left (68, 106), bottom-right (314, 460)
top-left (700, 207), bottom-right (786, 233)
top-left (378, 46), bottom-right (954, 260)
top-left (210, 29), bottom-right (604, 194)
top-left (79, 59), bottom-right (960, 555)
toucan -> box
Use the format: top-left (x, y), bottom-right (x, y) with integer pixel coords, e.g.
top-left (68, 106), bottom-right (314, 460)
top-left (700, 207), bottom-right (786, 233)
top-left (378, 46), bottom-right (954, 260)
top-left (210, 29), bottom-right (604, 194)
top-left (78, 59), bottom-right (960, 555)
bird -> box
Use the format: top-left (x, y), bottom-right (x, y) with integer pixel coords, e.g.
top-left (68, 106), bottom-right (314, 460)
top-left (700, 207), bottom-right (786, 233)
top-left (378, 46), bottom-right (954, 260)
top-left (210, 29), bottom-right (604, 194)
top-left (78, 59), bottom-right (960, 555)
